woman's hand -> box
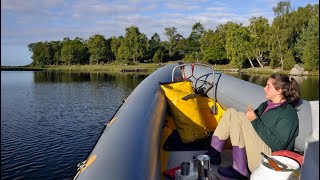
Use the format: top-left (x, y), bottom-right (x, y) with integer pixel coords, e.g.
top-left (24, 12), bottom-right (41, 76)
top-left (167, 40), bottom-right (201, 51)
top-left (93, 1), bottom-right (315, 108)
top-left (246, 105), bottom-right (257, 121)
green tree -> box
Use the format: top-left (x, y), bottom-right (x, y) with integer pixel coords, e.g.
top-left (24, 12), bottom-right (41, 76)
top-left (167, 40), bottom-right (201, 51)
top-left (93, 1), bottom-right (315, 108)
top-left (61, 43), bottom-right (73, 65)
top-left (87, 34), bottom-right (108, 65)
top-left (248, 16), bottom-right (270, 68)
top-left (302, 38), bottom-right (319, 70)
top-left (268, 1), bottom-right (293, 70)
top-left (105, 38), bottom-right (115, 63)
top-left (296, 10), bottom-right (319, 70)
top-left (121, 26), bottom-right (148, 62)
top-left (164, 26), bottom-right (184, 59)
top-left (28, 42), bottom-right (52, 66)
top-left (49, 41), bottom-right (62, 65)
top-left (175, 34), bottom-right (186, 58)
top-left (117, 40), bottom-right (127, 63)
top-left (61, 37), bottom-right (89, 65)
top-left (272, 1), bottom-right (291, 17)
top-left (200, 29), bottom-right (227, 64)
top-left (149, 33), bottom-right (161, 59)
top-left (268, 19), bottom-right (290, 69)
top-left (187, 22), bottom-right (204, 54)
top-left (123, 26), bottom-right (140, 62)
top-left (164, 26), bottom-right (176, 57)
top-left (111, 36), bottom-right (123, 62)
top-left (136, 33), bottom-right (149, 62)
top-left (152, 48), bottom-right (165, 63)
top-left (291, 4), bottom-right (318, 58)
top-left (283, 49), bottom-right (295, 70)
top-left (225, 22), bottom-right (249, 68)
top-left (269, 49), bottom-right (280, 68)
top-left (299, 16), bottom-right (319, 70)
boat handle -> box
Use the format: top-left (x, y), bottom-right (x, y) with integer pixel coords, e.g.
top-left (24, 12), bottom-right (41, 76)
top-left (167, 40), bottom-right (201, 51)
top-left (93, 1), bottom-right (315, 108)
top-left (171, 63), bottom-right (216, 115)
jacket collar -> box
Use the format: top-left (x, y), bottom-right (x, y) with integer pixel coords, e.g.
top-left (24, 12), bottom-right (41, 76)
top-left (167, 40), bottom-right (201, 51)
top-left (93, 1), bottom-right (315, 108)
top-left (261, 100), bottom-right (289, 112)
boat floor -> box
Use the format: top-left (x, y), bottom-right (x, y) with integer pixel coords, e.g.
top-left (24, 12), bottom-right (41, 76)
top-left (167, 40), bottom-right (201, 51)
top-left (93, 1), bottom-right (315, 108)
top-left (163, 150), bottom-right (241, 180)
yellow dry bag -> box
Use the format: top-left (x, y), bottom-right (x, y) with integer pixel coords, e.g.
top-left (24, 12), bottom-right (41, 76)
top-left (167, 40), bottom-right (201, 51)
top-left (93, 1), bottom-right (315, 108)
top-left (160, 81), bottom-right (209, 143)
top-left (196, 95), bottom-right (225, 132)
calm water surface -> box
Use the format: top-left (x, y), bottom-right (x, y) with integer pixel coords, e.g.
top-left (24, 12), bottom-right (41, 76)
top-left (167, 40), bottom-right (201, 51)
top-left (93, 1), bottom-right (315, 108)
top-left (1, 71), bottom-right (318, 180)
top-left (1, 71), bottom-right (147, 180)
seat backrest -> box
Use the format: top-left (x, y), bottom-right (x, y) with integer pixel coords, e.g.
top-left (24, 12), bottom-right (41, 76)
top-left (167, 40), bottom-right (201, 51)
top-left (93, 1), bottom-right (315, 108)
top-left (310, 101), bottom-right (319, 142)
top-left (295, 100), bottom-right (319, 152)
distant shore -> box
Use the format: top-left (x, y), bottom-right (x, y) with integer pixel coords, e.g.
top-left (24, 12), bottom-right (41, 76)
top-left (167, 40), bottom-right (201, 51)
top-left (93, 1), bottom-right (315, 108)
top-left (1, 63), bottom-right (319, 76)
top-left (1, 66), bottom-right (45, 71)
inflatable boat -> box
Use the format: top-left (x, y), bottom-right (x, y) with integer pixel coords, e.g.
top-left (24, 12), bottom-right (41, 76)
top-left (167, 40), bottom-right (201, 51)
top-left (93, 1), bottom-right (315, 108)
top-left (73, 63), bottom-right (319, 180)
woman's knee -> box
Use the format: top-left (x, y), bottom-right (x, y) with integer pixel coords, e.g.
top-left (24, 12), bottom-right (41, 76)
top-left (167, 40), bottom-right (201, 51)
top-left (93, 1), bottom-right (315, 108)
top-left (226, 108), bottom-right (244, 124)
top-left (226, 108), bottom-right (237, 114)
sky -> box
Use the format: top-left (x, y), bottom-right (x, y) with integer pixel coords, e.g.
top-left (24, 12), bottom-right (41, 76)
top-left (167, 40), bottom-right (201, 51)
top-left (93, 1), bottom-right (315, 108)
top-left (1, 0), bottom-right (318, 66)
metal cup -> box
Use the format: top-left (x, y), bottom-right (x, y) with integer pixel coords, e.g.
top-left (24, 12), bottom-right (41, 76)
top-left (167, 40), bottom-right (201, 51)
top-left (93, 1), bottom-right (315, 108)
top-left (180, 162), bottom-right (190, 176)
top-left (192, 158), bottom-right (199, 172)
top-left (197, 155), bottom-right (211, 179)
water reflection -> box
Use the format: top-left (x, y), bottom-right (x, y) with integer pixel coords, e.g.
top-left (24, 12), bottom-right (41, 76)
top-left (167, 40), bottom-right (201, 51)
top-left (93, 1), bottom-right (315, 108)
top-left (33, 71), bottom-right (318, 101)
top-left (34, 71), bottom-right (148, 91)
top-left (34, 71), bottom-right (90, 82)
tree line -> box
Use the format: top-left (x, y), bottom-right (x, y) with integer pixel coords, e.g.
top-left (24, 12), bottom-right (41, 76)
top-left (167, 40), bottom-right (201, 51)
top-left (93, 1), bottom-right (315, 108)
top-left (28, 1), bottom-right (319, 70)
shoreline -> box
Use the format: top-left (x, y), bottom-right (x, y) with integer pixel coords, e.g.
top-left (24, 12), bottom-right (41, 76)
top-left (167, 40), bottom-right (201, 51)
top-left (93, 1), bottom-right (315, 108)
top-left (1, 63), bottom-right (319, 76)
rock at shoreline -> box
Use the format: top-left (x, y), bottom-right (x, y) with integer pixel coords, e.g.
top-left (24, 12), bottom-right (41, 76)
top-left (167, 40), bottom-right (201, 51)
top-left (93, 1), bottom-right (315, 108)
top-left (290, 64), bottom-right (308, 76)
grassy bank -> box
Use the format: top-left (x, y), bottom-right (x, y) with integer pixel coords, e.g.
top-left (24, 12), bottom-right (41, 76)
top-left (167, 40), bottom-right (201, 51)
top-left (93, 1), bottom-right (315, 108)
top-left (1, 65), bottom-right (46, 71)
top-left (45, 63), bottom-right (161, 73)
top-left (1, 62), bottom-right (319, 76)
top-left (1, 63), bottom-right (161, 73)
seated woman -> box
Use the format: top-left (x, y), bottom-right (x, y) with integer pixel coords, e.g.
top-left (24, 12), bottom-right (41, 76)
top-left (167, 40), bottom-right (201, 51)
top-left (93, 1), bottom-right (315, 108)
top-left (205, 74), bottom-right (300, 179)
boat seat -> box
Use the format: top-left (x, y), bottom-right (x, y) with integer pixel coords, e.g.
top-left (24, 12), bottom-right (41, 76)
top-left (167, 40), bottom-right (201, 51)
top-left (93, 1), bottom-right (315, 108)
top-left (163, 130), bottom-right (213, 151)
top-left (294, 100), bottom-right (319, 153)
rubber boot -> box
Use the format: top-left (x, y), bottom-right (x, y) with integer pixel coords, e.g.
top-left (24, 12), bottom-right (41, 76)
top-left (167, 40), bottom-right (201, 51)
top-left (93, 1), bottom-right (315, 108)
top-left (205, 146), bottom-right (221, 165)
top-left (205, 136), bottom-right (225, 165)
top-left (218, 146), bottom-right (248, 179)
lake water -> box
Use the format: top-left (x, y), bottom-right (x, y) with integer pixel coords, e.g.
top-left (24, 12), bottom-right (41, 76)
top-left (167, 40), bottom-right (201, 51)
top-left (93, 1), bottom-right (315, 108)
top-left (1, 70), bottom-right (318, 180)
top-left (1, 71), bottom-right (147, 180)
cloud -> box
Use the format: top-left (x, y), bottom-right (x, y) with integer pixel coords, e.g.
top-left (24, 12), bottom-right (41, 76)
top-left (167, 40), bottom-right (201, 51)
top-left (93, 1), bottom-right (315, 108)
top-left (1, 0), bottom-right (318, 46)
top-left (71, 1), bottom-right (125, 17)
top-left (164, 1), bottom-right (200, 11)
top-left (1, 0), bottom-right (65, 14)
top-left (206, 7), bottom-right (227, 12)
